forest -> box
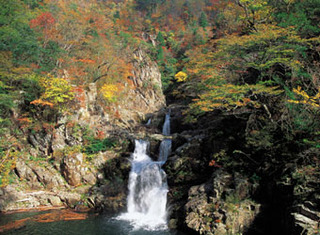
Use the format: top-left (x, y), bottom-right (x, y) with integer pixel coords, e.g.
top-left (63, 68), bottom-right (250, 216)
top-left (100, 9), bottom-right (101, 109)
top-left (0, 0), bottom-right (320, 234)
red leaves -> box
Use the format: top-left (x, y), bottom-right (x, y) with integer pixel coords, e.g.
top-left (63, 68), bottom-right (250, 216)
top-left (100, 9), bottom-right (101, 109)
top-left (209, 160), bottom-right (216, 166)
top-left (30, 12), bottom-right (55, 30)
top-left (209, 159), bottom-right (222, 167)
top-left (96, 130), bottom-right (105, 140)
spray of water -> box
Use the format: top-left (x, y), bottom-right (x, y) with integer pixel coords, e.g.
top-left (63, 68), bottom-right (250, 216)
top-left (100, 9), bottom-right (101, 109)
top-left (118, 112), bottom-right (172, 231)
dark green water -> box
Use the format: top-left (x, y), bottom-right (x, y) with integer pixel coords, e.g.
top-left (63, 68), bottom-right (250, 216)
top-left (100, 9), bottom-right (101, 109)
top-left (0, 211), bottom-right (184, 235)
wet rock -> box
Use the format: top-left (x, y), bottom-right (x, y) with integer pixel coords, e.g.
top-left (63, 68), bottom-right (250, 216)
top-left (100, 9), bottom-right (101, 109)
top-left (165, 135), bottom-right (206, 185)
top-left (90, 178), bottom-right (127, 212)
top-left (58, 192), bottom-right (81, 208)
top-left (168, 219), bottom-right (178, 229)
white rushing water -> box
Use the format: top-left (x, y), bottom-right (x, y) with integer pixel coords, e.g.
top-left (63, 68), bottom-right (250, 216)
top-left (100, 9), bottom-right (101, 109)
top-left (162, 112), bottom-right (170, 136)
top-left (159, 139), bottom-right (171, 163)
top-left (118, 112), bottom-right (172, 231)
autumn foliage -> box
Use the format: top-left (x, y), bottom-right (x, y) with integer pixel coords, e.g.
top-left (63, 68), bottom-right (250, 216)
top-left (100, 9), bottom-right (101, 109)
top-left (31, 77), bottom-right (74, 112)
top-left (30, 12), bottom-right (55, 30)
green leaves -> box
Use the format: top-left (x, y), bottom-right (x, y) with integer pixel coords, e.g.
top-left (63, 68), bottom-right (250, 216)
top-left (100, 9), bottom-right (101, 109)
top-left (83, 137), bottom-right (116, 155)
top-left (275, 0), bottom-right (320, 37)
top-left (0, 0), bottom-right (41, 65)
top-left (198, 12), bottom-right (208, 29)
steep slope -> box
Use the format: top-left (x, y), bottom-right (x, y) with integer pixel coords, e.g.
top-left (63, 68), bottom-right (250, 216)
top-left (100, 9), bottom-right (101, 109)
top-left (0, 49), bottom-right (165, 213)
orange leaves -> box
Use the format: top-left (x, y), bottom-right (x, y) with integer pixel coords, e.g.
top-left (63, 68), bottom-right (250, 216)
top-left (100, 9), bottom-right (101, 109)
top-left (30, 12), bottom-right (57, 45)
top-left (73, 59), bottom-right (96, 64)
top-left (17, 117), bottom-right (32, 129)
top-left (209, 160), bottom-right (216, 166)
top-left (17, 117), bottom-right (32, 123)
top-left (30, 99), bottom-right (54, 108)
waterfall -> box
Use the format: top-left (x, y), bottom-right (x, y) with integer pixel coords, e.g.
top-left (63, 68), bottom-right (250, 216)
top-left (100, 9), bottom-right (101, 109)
top-left (118, 112), bottom-right (172, 231)
top-left (159, 139), bottom-right (171, 163)
top-left (162, 112), bottom-right (170, 136)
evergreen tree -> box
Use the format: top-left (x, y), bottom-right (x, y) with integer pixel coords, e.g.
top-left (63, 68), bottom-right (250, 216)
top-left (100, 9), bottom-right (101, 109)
top-left (157, 46), bottom-right (164, 63)
top-left (156, 31), bottom-right (165, 46)
top-left (199, 11), bottom-right (208, 29)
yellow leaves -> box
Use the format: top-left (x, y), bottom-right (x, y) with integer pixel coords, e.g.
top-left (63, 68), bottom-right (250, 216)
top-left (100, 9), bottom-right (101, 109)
top-left (237, 0), bottom-right (273, 28)
top-left (100, 83), bottom-right (123, 102)
top-left (190, 83), bottom-right (282, 114)
top-left (216, 25), bottom-right (291, 49)
top-left (174, 71), bottom-right (188, 82)
top-left (293, 86), bottom-right (309, 99)
top-left (288, 86), bottom-right (320, 108)
top-left (31, 77), bottom-right (74, 112)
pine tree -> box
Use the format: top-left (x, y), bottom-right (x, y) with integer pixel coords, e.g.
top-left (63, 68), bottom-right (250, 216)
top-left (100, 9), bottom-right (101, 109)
top-left (199, 12), bottom-right (208, 29)
top-left (156, 31), bottom-right (165, 46)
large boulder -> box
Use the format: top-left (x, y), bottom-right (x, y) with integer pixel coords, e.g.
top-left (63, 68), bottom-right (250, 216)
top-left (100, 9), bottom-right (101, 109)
top-left (61, 153), bottom-right (85, 186)
top-left (184, 169), bottom-right (260, 235)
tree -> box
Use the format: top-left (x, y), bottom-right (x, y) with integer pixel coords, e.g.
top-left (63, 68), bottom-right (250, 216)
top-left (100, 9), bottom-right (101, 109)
top-left (157, 46), bottom-right (164, 62)
top-left (199, 12), bottom-right (208, 29)
top-left (31, 77), bottom-right (74, 112)
top-left (0, 0), bottom-right (41, 65)
top-left (235, 0), bottom-right (272, 33)
top-left (156, 31), bottom-right (165, 46)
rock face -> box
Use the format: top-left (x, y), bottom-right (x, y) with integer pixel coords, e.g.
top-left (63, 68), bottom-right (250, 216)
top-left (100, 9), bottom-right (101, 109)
top-left (163, 106), bottom-right (260, 234)
top-left (129, 49), bottom-right (165, 113)
top-left (61, 153), bottom-right (85, 186)
top-left (0, 48), bottom-right (165, 213)
top-left (0, 150), bottom-right (130, 212)
top-left (25, 48), bottom-right (165, 156)
top-left (164, 102), bottom-right (320, 235)
top-left (288, 148), bottom-right (320, 235)
top-left (184, 170), bottom-right (260, 235)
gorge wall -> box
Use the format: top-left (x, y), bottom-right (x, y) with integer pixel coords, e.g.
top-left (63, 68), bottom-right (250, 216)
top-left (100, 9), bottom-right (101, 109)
top-left (0, 49), bottom-right (166, 213)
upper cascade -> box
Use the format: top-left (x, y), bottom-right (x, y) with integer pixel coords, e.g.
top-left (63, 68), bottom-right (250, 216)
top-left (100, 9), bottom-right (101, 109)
top-left (162, 112), bottom-right (171, 136)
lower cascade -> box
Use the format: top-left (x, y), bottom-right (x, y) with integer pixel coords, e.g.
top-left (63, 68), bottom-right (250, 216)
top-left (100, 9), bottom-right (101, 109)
top-left (118, 113), bottom-right (171, 230)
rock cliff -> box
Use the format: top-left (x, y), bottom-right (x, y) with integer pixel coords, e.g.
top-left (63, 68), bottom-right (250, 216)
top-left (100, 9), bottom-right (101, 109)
top-left (0, 49), bottom-right (165, 213)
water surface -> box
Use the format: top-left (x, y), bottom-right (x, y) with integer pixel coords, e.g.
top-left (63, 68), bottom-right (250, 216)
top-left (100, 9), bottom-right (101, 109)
top-left (0, 211), bottom-right (184, 235)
